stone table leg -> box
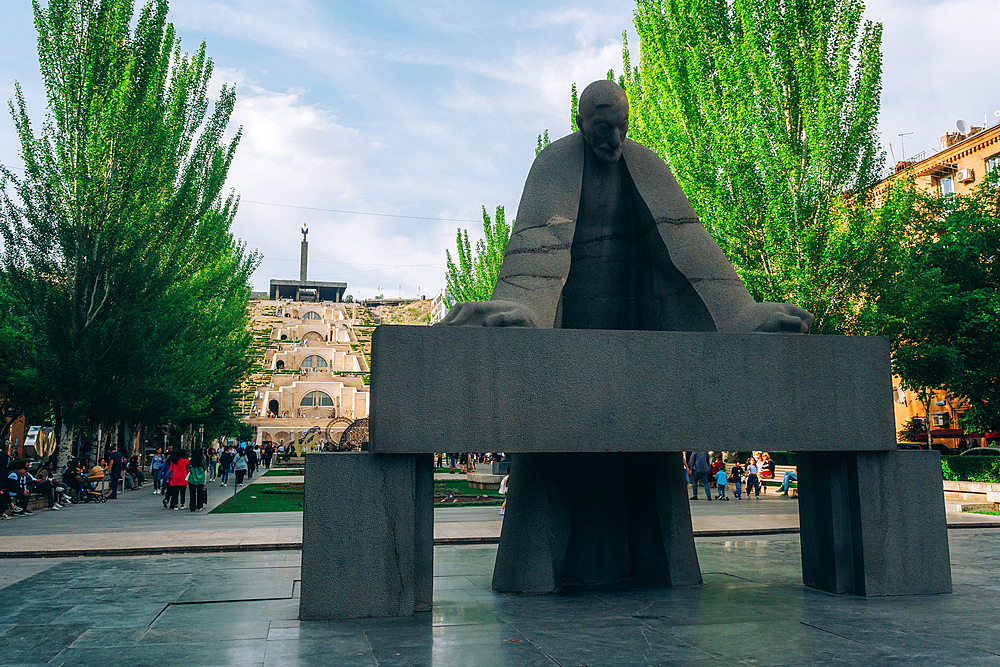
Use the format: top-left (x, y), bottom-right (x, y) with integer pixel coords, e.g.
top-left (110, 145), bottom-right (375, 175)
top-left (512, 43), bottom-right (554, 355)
top-left (797, 449), bottom-right (952, 596)
top-left (300, 452), bottom-right (429, 619)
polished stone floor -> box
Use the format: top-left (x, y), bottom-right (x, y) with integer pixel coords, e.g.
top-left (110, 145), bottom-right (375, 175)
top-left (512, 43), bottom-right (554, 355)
top-left (3, 530), bottom-right (1000, 666)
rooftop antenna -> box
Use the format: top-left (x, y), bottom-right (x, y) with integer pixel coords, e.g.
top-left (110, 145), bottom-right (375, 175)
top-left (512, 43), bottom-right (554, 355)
top-left (898, 132), bottom-right (912, 160)
top-left (956, 119), bottom-right (969, 134)
top-left (994, 110), bottom-right (1000, 128)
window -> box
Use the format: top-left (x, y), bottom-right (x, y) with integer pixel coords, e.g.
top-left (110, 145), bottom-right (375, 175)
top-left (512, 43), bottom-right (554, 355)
top-left (303, 311), bottom-right (321, 320)
top-left (300, 355), bottom-right (328, 368)
top-left (986, 154), bottom-right (1000, 174)
top-left (938, 175), bottom-right (955, 197)
top-left (931, 413), bottom-right (949, 427)
top-left (300, 390), bottom-right (334, 407)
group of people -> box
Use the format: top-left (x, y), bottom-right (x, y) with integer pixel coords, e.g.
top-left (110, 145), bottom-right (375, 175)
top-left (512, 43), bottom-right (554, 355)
top-left (437, 452), bottom-right (503, 474)
top-left (1, 439), bottom-right (271, 519)
top-left (148, 442), bottom-right (267, 511)
top-left (2, 452), bottom-right (123, 518)
top-left (686, 451), bottom-right (779, 501)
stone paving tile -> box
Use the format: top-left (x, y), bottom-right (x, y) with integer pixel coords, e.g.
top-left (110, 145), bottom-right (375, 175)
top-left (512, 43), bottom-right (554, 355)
top-left (3, 531), bottom-right (1000, 665)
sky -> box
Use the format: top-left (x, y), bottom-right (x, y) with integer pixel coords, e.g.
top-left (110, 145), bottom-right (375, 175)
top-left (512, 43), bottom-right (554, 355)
top-left (1, 0), bottom-right (999, 299)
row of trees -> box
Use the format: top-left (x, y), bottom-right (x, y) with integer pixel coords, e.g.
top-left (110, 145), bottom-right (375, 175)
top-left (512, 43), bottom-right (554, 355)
top-left (0, 0), bottom-right (258, 466)
top-left (447, 0), bottom-right (999, 435)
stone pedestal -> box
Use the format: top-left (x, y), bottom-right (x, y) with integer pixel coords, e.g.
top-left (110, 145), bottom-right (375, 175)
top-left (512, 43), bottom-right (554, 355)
top-left (493, 452), bottom-right (701, 593)
top-left (299, 452), bottom-right (433, 619)
top-left (798, 450), bottom-right (952, 596)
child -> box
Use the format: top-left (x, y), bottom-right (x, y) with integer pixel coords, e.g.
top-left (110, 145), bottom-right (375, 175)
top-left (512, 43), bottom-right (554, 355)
top-left (730, 461), bottom-right (744, 500)
top-left (715, 467), bottom-right (729, 500)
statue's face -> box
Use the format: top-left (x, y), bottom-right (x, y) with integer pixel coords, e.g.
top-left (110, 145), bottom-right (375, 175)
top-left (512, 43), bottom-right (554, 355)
top-left (577, 101), bottom-right (629, 164)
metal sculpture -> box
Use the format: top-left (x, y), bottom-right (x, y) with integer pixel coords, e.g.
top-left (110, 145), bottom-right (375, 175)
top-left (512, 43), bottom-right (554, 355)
top-left (336, 418), bottom-right (369, 452)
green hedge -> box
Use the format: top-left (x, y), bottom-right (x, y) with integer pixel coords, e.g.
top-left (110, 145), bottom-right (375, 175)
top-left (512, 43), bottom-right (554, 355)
top-left (941, 456), bottom-right (1000, 483)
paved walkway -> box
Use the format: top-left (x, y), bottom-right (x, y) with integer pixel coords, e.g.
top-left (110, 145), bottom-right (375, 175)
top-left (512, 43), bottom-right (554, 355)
top-left (4, 531), bottom-right (1000, 665)
top-left (2, 476), bottom-right (999, 556)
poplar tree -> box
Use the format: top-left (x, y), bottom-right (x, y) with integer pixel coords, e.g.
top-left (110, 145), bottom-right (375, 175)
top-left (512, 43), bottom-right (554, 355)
top-left (622, 0), bottom-right (895, 333)
top-left (444, 206), bottom-right (511, 304)
top-left (0, 0), bottom-right (258, 465)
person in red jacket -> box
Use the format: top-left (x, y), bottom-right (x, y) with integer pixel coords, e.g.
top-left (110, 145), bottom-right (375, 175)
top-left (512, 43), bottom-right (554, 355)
top-left (165, 449), bottom-right (190, 510)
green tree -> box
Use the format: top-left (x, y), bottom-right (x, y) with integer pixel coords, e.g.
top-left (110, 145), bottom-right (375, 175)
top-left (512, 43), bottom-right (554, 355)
top-left (0, 290), bottom-right (47, 447)
top-left (620, 0), bottom-right (890, 333)
top-left (0, 0), bottom-right (258, 466)
top-left (886, 176), bottom-right (1000, 435)
top-left (444, 206), bottom-right (512, 304)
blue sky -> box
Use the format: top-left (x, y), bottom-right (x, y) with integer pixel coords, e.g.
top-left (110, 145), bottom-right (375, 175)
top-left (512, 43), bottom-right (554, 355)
top-left (1, 0), bottom-right (999, 298)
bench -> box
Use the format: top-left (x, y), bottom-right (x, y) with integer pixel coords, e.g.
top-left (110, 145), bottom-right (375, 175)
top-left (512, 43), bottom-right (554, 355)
top-left (760, 464), bottom-right (797, 495)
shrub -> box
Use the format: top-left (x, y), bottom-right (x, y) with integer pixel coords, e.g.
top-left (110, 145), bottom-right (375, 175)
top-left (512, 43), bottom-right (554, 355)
top-left (941, 456), bottom-right (1000, 483)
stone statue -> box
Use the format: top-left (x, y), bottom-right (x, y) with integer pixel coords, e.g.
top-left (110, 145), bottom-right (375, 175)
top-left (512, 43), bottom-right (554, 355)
top-left (440, 79), bottom-right (814, 334)
top-left (438, 80), bottom-right (815, 594)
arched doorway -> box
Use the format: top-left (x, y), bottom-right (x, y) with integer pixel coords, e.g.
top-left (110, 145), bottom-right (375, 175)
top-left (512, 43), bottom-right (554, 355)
top-left (275, 360), bottom-right (285, 370)
top-left (303, 331), bottom-right (323, 343)
top-left (268, 399), bottom-right (279, 416)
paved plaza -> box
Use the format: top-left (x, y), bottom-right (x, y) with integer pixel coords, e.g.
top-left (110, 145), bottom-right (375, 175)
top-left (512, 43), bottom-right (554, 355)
top-left (3, 475), bottom-right (999, 556)
top-left (4, 476), bottom-right (1000, 664)
top-left (2, 530), bottom-right (1000, 666)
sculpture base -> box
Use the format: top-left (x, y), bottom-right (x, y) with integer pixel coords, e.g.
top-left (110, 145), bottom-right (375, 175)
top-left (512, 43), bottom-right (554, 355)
top-left (798, 450), bottom-right (952, 596)
top-left (492, 452), bottom-right (702, 593)
top-left (299, 453), bottom-right (433, 619)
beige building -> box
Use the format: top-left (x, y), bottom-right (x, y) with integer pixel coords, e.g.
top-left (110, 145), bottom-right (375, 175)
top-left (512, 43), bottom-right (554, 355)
top-left (883, 121), bottom-right (1000, 198)
top-left (247, 300), bottom-right (370, 452)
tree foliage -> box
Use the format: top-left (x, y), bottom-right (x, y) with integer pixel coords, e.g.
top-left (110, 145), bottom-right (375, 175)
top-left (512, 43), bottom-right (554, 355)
top-left (0, 0), bottom-right (258, 463)
top-left (620, 0), bottom-right (891, 333)
top-left (879, 176), bottom-right (1000, 434)
top-left (444, 206), bottom-right (511, 304)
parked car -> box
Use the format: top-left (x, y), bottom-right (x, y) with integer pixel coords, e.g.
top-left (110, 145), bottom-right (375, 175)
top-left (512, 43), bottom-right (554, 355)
top-left (959, 447), bottom-right (1000, 456)
top-left (897, 442), bottom-right (953, 455)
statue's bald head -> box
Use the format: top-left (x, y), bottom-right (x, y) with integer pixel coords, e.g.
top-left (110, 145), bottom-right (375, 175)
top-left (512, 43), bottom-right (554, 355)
top-left (576, 80), bottom-right (629, 164)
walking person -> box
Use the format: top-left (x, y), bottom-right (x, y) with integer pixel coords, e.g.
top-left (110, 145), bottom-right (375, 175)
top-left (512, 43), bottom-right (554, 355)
top-left (219, 446), bottom-right (234, 487)
top-left (187, 448), bottom-right (207, 512)
top-left (498, 470), bottom-right (509, 516)
top-left (715, 466), bottom-right (729, 500)
top-left (151, 447), bottom-right (165, 495)
top-left (247, 446), bottom-right (258, 479)
top-left (107, 444), bottom-right (123, 499)
top-left (233, 448), bottom-right (249, 488)
top-left (165, 449), bottom-right (190, 510)
top-left (730, 460), bottom-right (744, 500)
top-left (745, 457), bottom-right (762, 499)
top-left (688, 451), bottom-right (712, 500)
top-left (206, 447), bottom-right (216, 483)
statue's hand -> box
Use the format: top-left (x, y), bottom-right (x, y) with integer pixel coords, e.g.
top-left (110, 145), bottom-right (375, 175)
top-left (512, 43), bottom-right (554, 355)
top-left (436, 300), bottom-right (539, 328)
top-left (727, 302), bottom-right (814, 333)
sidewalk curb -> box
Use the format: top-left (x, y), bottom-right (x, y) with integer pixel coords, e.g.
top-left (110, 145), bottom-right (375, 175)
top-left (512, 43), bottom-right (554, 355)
top-left (2, 522), bottom-right (995, 558)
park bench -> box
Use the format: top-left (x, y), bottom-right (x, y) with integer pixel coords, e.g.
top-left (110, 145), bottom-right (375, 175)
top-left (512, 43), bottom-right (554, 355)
top-left (759, 464), bottom-right (797, 495)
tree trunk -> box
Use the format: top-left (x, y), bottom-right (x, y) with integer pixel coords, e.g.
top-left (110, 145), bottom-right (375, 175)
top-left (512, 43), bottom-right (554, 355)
top-left (57, 419), bottom-right (75, 469)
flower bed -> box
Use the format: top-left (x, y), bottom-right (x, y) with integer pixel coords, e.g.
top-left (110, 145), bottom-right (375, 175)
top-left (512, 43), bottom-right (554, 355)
top-left (262, 483), bottom-right (304, 495)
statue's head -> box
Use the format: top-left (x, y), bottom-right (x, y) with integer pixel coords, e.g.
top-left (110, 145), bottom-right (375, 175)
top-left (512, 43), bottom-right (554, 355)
top-left (576, 80), bottom-right (629, 164)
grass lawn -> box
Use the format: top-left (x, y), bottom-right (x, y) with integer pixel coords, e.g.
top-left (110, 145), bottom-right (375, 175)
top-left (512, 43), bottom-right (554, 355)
top-left (434, 479), bottom-right (503, 507)
top-left (209, 479), bottom-right (502, 512)
top-left (263, 469), bottom-right (304, 477)
top-left (210, 483), bottom-right (303, 513)
top-left (969, 509), bottom-right (1000, 516)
